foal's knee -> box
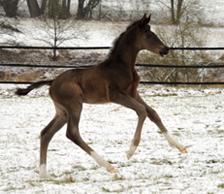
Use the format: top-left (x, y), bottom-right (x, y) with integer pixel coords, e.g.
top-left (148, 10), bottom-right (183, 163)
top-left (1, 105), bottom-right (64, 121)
top-left (66, 129), bottom-right (80, 143)
top-left (137, 105), bottom-right (147, 118)
top-left (66, 130), bottom-right (74, 141)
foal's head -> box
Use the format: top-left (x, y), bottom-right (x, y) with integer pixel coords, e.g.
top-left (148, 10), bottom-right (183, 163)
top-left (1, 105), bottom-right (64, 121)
top-left (134, 14), bottom-right (169, 56)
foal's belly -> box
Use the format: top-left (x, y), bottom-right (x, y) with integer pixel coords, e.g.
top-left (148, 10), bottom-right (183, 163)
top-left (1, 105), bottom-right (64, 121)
top-left (82, 87), bottom-right (109, 104)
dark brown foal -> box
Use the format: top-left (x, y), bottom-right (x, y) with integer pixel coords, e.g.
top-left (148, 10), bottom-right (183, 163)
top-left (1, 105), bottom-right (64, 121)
top-left (16, 14), bottom-right (187, 178)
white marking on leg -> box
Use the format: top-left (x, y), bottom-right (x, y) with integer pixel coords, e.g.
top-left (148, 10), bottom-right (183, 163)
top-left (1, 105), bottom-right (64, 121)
top-left (163, 132), bottom-right (185, 151)
top-left (126, 140), bottom-right (137, 159)
top-left (39, 164), bottom-right (50, 178)
top-left (90, 151), bottom-right (115, 172)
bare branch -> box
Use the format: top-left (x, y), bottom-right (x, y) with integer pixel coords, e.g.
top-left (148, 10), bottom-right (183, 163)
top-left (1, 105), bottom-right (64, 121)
top-left (154, 0), bottom-right (171, 10)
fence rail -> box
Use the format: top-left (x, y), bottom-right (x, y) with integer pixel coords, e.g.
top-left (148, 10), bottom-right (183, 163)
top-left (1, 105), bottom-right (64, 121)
top-left (1, 45), bottom-right (224, 50)
top-left (0, 63), bottom-right (94, 69)
top-left (1, 81), bottom-right (224, 85)
top-left (0, 46), bottom-right (224, 85)
top-left (1, 63), bottom-right (224, 69)
top-left (0, 46), bottom-right (110, 50)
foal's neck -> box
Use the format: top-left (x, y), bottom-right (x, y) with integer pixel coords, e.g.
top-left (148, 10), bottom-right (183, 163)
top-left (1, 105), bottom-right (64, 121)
top-left (110, 29), bottom-right (139, 71)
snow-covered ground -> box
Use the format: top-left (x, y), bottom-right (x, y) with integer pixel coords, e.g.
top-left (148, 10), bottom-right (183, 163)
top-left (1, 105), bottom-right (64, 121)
top-left (1, 84), bottom-right (224, 193)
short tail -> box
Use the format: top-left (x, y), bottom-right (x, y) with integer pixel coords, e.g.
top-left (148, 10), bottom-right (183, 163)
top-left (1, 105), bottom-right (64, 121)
top-left (15, 80), bottom-right (53, 96)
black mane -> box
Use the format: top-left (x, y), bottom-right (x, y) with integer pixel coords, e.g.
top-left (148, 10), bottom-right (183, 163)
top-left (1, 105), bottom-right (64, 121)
top-left (108, 20), bottom-right (139, 57)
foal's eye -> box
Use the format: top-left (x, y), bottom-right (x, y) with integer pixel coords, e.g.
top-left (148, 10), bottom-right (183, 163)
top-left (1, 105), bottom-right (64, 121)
top-left (146, 34), bottom-right (151, 39)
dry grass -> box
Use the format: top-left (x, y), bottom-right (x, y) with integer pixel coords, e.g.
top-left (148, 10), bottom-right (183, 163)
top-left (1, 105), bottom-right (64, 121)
top-left (0, 49), bottom-right (106, 82)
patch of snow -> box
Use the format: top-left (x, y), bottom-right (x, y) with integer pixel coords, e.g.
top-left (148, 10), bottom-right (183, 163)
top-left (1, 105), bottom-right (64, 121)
top-left (1, 84), bottom-right (224, 193)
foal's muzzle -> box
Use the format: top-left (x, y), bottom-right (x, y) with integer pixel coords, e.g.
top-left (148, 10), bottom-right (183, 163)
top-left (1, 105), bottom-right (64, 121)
top-left (160, 46), bottom-right (169, 57)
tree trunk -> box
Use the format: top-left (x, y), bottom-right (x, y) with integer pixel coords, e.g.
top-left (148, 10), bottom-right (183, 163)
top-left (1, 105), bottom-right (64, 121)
top-left (26, 0), bottom-right (41, 17)
top-left (176, 0), bottom-right (184, 25)
top-left (77, 0), bottom-right (100, 19)
top-left (67, 0), bottom-right (71, 12)
top-left (170, 0), bottom-right (184, 25)
top-left (0, 0), bottom-right (19, 17)
top-left (77, 0), bottom-right (85, 19)
top-left (40, 0), bottom-right (47, 15)
top-left (59, 0), bottom-right (71, 19)
top-left (170, 0), bottom-right (176, 24)
top-left (48, 0), bottom-right (60, 18)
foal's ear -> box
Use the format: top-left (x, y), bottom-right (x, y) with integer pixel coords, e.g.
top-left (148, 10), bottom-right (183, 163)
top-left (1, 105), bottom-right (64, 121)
top-left (139, 14), bottom-right (151, 27)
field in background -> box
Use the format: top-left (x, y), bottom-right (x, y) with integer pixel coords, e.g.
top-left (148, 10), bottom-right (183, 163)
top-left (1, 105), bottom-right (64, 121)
top-left (0, 19), bottom-right (224, 83)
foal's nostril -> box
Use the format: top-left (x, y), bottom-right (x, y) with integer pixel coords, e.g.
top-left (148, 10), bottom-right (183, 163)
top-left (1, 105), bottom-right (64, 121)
top-left (163, 46), bottom-right (169, 55)
top-left (159, 46), bottom-right (169, 57)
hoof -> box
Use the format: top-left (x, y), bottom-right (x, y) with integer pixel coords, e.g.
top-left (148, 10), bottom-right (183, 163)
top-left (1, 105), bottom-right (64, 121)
top-left (39, 164), bottom-right (51, 179)
top-left (39, 173), bottom-right (51, 179)
top-left (180, 148), bottom-right (188, 153)
top-left (126, 153), bottom-right (132, 160)
top-left (109, 168), bottom-right (117, 173)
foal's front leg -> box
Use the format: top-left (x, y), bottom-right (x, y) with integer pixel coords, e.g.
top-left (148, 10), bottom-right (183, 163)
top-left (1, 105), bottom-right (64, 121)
top-left (134, 92), bottom-right (188, 153)
top-left (109, 91), bottom-right (147, 159)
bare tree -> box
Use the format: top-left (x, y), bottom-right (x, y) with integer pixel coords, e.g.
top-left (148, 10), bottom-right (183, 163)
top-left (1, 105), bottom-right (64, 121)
top-left (31, 15), bottom-right (87, 60)
top-left (77, 0), bottom-right (101, 19)
top-left (154, 0), bottom-right (204, 25)
top-left (154, 0), bottom-right (185, 25)
top-left (0, 0), bottom-right (19, 17)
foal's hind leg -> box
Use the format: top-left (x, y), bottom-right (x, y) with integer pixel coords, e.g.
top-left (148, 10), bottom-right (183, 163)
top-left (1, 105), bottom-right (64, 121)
top-left (134, 92), bottom-right (187, 153)
top-left (39, 107), bottom-right (67, 178)
top-left (65, 99), bottom-right (116, 173)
